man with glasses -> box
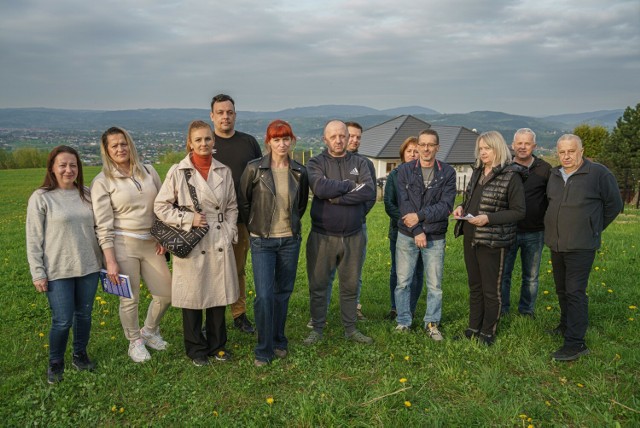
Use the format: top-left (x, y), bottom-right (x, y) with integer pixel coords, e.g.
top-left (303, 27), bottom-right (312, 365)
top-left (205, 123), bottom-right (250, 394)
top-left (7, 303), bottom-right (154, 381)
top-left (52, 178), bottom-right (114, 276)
top-left (500, 128), bottom-right (551, 317)
top-left (394, 129), bottom-right (456, 340)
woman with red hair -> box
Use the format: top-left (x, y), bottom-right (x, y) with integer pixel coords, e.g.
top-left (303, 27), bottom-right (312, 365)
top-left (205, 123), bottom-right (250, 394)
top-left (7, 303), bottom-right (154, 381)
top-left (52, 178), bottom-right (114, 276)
top-left (239, 120), bottom-right (309, 366)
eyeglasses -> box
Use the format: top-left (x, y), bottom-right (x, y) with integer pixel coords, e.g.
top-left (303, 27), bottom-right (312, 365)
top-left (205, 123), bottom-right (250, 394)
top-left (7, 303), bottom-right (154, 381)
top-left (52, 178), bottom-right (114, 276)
top-left (418, 143), bottom-right (439, 148)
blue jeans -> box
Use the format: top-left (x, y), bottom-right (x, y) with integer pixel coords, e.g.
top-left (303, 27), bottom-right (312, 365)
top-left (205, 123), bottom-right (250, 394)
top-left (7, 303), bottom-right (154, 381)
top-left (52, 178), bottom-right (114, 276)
top-left (46, 272), bottom-right (99, 363)
top-left (326, 223), bottom-right (367, 307)
top-left (395, 234), bottom-right (445, 327)
top-left (389, 235), bottom-right (424, 313)
top-left (501, 231), bottom-right (544, 314)
top-left (251, 236), bottom-right (301, 362)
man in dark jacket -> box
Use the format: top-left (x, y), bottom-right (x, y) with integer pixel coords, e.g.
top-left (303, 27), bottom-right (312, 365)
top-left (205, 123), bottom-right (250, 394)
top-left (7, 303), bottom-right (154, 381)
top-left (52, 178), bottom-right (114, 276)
top-left (394, 129), bottom-right (456, 339)
top-left (304, 120), bottom-right (376, 346)
top-left (545, 134), bottom-right (622, 361)
top-left (501, 128), bottom-right (551, 317)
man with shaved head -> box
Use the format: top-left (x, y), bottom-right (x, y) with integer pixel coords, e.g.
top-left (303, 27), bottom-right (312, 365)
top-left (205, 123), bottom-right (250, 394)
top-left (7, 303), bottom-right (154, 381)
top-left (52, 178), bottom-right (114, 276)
top-left (304, 120), bottom-right (376, 346)
top-left (544, 134), bottom-right (622, 361)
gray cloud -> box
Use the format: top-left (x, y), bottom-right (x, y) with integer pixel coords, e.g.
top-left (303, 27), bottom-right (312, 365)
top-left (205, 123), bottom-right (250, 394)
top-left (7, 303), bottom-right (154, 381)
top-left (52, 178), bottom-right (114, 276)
top-left (0, 0), bottom-right (638, 115)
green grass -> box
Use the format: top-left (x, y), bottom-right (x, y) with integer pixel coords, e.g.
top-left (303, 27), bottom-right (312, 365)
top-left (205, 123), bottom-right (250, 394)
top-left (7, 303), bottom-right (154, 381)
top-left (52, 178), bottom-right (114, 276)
top-left (1, 167), bottom-right (639, 426)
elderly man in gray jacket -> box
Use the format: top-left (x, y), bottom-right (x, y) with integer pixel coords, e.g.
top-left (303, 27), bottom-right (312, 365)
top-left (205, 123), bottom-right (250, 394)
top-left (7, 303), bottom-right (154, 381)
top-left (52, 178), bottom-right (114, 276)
top-left (544, 134), bottom-right (622, 361)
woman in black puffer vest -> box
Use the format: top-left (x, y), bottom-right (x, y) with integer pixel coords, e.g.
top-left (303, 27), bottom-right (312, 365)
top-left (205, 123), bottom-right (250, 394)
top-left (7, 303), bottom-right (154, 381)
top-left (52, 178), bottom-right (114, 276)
top-left (453, 131), bottom-right (526, 345)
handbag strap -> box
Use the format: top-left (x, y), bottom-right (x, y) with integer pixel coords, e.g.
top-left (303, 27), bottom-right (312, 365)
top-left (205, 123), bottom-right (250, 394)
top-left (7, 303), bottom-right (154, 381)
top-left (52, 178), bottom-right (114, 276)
top-left (183, 169), bottom-right (203, 213)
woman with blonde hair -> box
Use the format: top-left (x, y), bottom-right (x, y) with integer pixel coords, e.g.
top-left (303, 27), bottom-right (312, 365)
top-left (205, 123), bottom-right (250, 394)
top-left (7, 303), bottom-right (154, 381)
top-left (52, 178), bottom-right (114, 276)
top-left (453, 131), bottom-right (526, 345)
top-left (91, 127), bottom-right (172, 363)
top-left (155, 120), bottom-right (239, 366)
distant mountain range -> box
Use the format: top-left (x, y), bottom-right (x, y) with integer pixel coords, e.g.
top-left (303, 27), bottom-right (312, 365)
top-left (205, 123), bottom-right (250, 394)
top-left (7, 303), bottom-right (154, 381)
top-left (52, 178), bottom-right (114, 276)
top-left (0, 106), bottom-right (624, 148)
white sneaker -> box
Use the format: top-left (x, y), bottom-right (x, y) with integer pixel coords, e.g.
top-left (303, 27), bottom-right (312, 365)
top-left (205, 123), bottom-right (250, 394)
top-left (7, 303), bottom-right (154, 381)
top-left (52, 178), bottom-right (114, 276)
top-left (426, 322), bottom-right (444, 341)
top-left (394, 324), bottom-right (410, 333)
top-left (128, 338), bottom-right (151, 363)
top-left (140, 326), bottom-right (168, 351)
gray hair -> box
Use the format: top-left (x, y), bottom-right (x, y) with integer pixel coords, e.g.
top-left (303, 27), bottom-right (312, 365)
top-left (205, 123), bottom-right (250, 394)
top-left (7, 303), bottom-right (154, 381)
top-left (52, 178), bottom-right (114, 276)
top-left (557, 133), bottom-right (583, 150)
top-left (513, 128), bottom-right (536, 143)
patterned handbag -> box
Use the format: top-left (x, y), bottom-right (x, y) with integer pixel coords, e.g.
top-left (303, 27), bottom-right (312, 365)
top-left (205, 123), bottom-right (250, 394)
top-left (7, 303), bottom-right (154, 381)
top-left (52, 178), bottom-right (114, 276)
top-left (151, 169), bottom-right (210, 258)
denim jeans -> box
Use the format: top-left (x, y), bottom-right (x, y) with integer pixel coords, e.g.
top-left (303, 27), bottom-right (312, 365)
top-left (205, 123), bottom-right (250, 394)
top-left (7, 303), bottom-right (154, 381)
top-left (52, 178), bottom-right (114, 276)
top-left (326, 223), bottom-right (367, 307)
top-left (251, 236), bottom-right (301, 362)
top-left (46, 272), bottom-right (99, 363)
top-left (395, 234), bottom-right (445, 327)
top-left (501, 231), bottom-right (544, 314)
top-left (389, 235), bottom-right (424, 313)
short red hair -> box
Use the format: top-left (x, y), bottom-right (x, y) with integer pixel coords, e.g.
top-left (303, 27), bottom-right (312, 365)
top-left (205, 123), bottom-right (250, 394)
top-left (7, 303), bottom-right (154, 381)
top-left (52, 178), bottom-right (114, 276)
top-left (265, 120), bottom-right (296, 147)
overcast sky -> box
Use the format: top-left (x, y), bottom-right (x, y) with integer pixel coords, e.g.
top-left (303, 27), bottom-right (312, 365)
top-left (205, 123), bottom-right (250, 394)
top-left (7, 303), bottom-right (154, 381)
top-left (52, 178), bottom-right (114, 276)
top-left (1, 0), bottom-right (638, 116)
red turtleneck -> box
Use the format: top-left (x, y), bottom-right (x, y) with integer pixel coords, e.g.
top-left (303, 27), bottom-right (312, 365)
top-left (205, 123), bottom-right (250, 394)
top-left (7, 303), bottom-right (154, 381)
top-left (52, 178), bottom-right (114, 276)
top-left (191, 152), bottom-right (212, 180)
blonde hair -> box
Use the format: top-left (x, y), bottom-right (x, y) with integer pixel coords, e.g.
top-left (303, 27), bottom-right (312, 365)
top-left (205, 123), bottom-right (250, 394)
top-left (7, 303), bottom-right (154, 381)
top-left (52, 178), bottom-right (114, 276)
top-left (186, 120), bottom-right (213, 153)
top-left (100, 127), bottom-right (146, 180)
top-left (475, 131), bottom-right (512, 168)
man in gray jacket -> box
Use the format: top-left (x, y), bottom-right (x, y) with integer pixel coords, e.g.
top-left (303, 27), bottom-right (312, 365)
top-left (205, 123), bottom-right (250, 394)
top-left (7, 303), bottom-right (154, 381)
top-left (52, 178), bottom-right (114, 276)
top-left (304, 120), bottom-right (376, 346)
top-left (544, 134), bottom-right (622, 361)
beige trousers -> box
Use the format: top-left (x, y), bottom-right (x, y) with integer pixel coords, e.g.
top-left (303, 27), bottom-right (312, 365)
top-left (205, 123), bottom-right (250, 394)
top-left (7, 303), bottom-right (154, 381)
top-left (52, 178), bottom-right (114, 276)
top-left (230, 223), bottom-right (249, 319)
top-left (114, 235), bottom-right (172, 341)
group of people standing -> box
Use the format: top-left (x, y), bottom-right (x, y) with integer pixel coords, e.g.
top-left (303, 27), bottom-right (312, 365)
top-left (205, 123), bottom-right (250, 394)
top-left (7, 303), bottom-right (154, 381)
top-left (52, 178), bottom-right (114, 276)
top-left (26, 94), bottom-right (623, 384)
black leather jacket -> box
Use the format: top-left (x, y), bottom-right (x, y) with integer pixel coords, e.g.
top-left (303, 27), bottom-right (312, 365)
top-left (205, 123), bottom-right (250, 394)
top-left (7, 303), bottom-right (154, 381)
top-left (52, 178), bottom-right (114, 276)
top-left (239, 154), bottom-right (309, 238)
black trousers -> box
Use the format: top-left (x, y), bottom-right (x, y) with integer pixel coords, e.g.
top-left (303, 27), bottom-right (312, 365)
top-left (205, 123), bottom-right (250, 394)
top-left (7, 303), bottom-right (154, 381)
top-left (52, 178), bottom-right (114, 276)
top-left (551, 250), bottom-right (596, 347)
top-left (464, 238), bottom-right (505, 336)
top-left (182, 306), bottom-right (227, 359)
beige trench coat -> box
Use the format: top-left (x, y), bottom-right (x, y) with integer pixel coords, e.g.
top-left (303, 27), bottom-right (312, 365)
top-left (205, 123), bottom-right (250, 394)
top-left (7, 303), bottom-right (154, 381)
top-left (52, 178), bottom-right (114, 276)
top-left (154, 155), bottom-right (239, 309)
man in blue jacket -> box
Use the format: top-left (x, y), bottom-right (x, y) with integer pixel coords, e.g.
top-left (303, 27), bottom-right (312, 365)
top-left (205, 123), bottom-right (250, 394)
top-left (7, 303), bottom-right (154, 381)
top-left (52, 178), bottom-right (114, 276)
top-left (394, 129), bottom-right (457, 340)
top-left (304, 120), bottom-right (376, 346)
top-left (545, 134), bottom-right (622, 361)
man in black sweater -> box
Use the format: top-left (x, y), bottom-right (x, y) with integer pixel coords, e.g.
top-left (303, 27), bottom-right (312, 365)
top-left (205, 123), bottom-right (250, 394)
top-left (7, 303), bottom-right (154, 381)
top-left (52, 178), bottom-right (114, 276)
top-left (210, 94), bottom-right (262, 335)
top-left (501, 128), bottom-right (551, 317)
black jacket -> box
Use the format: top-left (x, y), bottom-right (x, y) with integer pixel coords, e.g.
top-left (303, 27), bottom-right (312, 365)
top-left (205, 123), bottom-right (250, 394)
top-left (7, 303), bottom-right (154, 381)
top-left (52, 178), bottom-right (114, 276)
top-left (396, 159), bottom-right (457, 240)
top-left (307, 149), bottom-right (375, 237)
top-left (544, 158), bottom-right (622, 252)
top-left (455, 163), bottom-right (526, 248)
top-left (239, 154), bottom-right (309, 238)
top-left (518, 156), bottom-right (551, 232)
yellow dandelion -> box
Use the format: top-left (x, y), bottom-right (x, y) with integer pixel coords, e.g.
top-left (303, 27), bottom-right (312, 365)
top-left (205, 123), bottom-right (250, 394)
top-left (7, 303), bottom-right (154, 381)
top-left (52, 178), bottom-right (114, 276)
top-left (44, 344), bottom-right (49, 348)
top-left (111, 336), bottom-right (116, 340)
top-left (213, 410), bottom-right (219, 417)
top-left (218, 350), bottom-right (225, 357)
top-left (404, 355), bottom-right (410, 361)
top-left (577, 383), bottom-right (584, 388)
top-left (543, 290), bottom-right (549, 295)
top-left (547, 260), bottom-right (552, 264)
top-left (95, 296), bottom-right (102, 301)
top-left (519, 414), bottom-right (527, 419)
top-left (111, 405), bottom-right (117, 412)
top-left (119, 407), bottom-right (124, 413)
top-left (629, 317), bottom-right (635, 321)
top-left (601, 282), bottom-right (606, 286)
top-left (527, 418), bottom-right (532, 422)
top-left (546, 306), bottom-right (552, 311)
top-left (248, 290), bottom-right (254, 295)
top-left (103, 310), bottom-right (109, 314)
top-left (266, 397), bottom-right (274, 405)
top-left (399, 378), bottom-right (407, 383)
top-left (30, 303), bottom-right (36, 308)
top-left (594, 266), bottom-right (600, 271)
top-left (545, 401), bottom-right (551, 407)
top-left (607, 289), bottom-right (613, 293)
top-left (547, 269), bottom-right (552, 274)
top-left (100, 300), bottom-right (107, 305)
top-left (528, 425), bottom-right (535, 428)
top-left (614, 353), bottom-right (621, 360)
top-left (100, 321), bottom-right (106, 326)
top-left (404, 401), bottom-right (411, 407)
top-left (38, 332), bottom-right (44, 337)
top-left (629, 305), bottom-right (637, 310)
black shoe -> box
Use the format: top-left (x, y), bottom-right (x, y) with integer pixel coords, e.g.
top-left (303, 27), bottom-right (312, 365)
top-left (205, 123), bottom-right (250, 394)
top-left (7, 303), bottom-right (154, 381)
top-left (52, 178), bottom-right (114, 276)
top-left (192, 356), bottom-right (210, 367)
top-left (546, 325), bottom-right (566, 336)
top-left (72, 351), bottom-right (96, 371)
top-left (552, 344), bottom-right (590, 361)
top-left (213, 349), bottom-right (232, 362)
top-left (478, 332), bottom-right (496, 346)
top-left (47, 361), bottom-right (64, 384)
top-left (233, 313), bottom-right (255, 334)
top-left (384, 309), bottom-right (397, 320)
top-left (464, 328), bottom-right (479, 340)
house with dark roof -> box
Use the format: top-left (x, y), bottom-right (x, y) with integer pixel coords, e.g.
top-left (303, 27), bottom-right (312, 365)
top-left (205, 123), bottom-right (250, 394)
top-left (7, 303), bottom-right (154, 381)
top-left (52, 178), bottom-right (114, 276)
top-left (358, 115), bottom-right (478, 191)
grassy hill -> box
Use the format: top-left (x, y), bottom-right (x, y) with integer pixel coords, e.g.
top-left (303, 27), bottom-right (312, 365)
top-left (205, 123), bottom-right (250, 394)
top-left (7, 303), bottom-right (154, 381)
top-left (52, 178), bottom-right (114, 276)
top-left (1, 167), bottom-right (638, 426)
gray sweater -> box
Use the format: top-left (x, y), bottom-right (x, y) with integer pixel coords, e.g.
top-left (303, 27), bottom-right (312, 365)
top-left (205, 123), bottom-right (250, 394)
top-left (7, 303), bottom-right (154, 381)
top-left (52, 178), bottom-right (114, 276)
top-left (26, 188), bottom-right (102, 282)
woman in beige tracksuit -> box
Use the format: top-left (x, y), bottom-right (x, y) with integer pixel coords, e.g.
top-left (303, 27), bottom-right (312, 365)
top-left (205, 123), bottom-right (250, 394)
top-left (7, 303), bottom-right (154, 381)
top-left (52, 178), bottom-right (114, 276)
top-left (91, 127), bottom-right (172, 363)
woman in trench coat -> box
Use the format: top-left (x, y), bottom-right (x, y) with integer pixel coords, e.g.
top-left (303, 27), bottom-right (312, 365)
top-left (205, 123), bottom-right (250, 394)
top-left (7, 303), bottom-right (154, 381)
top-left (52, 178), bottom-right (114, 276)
top-left (154, 120), bottom-right (239, 366)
